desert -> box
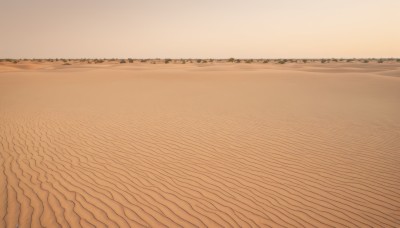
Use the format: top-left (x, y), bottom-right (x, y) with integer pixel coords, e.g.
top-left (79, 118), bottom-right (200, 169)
top-left (1, 59), bottom-right (400, 227)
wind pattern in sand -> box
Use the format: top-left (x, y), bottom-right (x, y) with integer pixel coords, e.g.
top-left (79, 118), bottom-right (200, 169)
top-left (1, 62), bottom-right (400, 227)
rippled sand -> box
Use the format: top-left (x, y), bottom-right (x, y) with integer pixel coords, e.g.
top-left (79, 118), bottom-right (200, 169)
top-left (1, 61), bottom-right (400, 227)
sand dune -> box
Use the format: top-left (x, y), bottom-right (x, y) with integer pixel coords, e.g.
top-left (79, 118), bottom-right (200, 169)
top-left (1, 62), bottom-right (400, 227)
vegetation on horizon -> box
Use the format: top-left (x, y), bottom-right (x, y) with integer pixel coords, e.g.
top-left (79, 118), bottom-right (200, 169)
top-left (1, 58), bottom-right (399, 65)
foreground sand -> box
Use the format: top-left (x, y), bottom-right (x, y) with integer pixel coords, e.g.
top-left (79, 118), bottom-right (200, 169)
top-left (1, 62), bottom-right (400, 227)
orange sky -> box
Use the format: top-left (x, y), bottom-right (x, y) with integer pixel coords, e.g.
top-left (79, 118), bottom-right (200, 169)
top-left (1, 0), bottom-right (399, 58)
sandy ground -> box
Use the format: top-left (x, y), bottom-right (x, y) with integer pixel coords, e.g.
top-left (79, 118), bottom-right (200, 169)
top-left (1, 61), bottom-right (400, 227)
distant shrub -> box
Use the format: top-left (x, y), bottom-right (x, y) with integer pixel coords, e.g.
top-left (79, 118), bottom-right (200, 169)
top-left (165, 59), bottom-right (171, 64)
top-left (181, 60), bottom-right (186, 64)
top-left (303, 59), bottom-right (307, 63)
top-left (196, 59), bottom-right (202, 63)
top-left (397, 59), bottom-right (400, 62)
top-left (128, 58), bottom-right (134, 63)
top-left (346, 59), bottom-right (353, 63)
top-left (278, 60), bottom-right (287, 64)
top-left (63, 63), bottom-right (71, 65)
top-left (120, 59), bottom-right (126, 64)
top-left (141, 59), bottom-right (147, 63)
top-left (228, 58), bottom-right (235, 62)
top-left (377, 59), bottom-right (383, 63)
top-left (245, 59), bottom-right (253, 64)
top-left (362, 60), bottom-right (369, 63)
top-left (209, 59), bottom-right (214, 62)
top-left (263, 60), bottom-right (269, 63)
top-left (321, 59), bottom-right (327, 63)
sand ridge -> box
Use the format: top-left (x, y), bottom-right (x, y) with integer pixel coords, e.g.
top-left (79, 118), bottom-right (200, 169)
top-left (1, 62), bottom-right (400, 227)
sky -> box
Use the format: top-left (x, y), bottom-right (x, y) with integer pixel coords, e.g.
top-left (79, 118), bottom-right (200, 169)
top-left (1, 0), bottom-right (399, 58)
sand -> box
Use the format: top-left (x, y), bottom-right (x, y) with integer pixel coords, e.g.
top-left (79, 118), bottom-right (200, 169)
top-left (1, 61), bottom-right (400, 227)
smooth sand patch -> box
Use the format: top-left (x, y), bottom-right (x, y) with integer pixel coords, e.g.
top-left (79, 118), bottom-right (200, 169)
top-left (1, 62), bottom-right (400, 227)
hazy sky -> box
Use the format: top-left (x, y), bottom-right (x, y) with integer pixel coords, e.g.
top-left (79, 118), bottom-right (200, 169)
top-left (1, 0), bottom-right (399, 58)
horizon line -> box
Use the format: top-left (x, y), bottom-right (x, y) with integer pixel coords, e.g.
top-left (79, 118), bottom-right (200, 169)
top-left (1, 57), bottom-right (400, 60)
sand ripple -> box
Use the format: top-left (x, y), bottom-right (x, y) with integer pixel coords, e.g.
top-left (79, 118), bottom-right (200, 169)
top-left (1, 65), bottom-right (400, 227)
